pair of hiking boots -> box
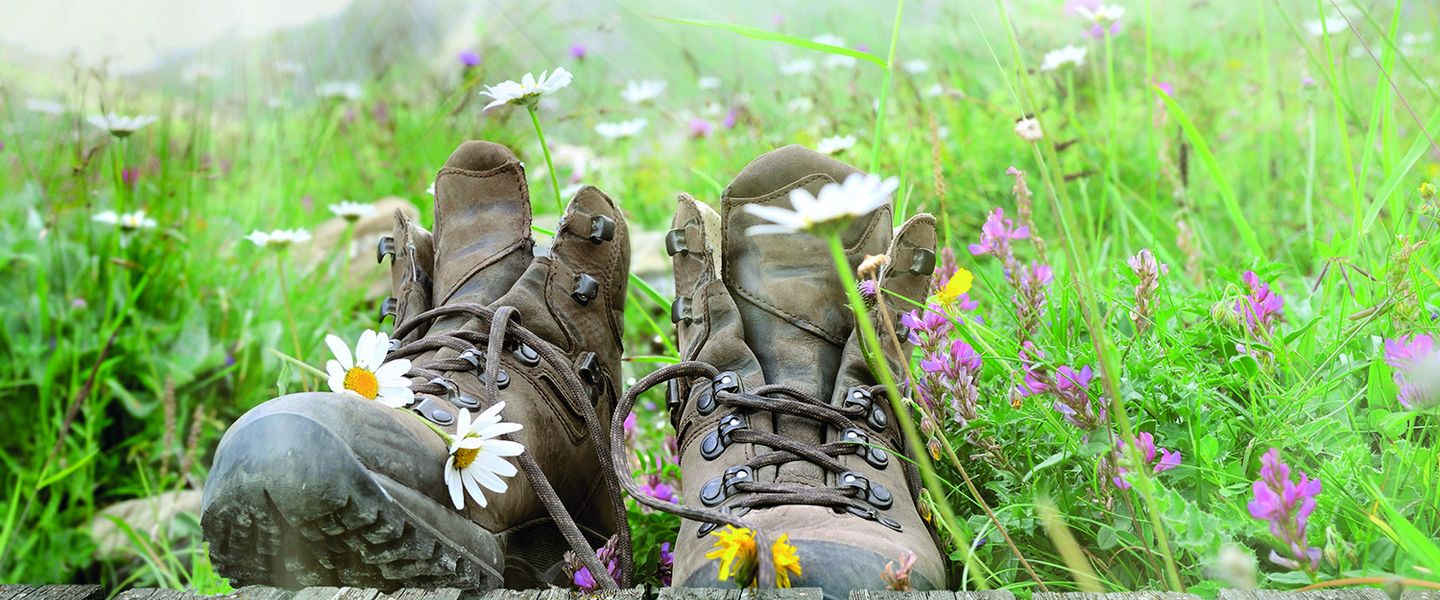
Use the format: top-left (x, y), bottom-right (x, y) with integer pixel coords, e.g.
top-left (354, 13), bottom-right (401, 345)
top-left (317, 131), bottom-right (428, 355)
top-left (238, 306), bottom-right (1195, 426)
top-left (200, 141), bottom-right (947, 598)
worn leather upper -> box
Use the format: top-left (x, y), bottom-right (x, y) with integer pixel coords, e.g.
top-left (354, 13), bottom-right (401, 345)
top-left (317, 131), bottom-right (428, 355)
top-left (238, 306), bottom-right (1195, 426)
top-left (666, 145), bottom-right (946, 597)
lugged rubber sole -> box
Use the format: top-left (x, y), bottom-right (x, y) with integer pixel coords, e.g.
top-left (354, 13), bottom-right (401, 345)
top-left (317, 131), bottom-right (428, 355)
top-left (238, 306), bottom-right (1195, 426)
top-left (201, 408), bottom-right (505, 591)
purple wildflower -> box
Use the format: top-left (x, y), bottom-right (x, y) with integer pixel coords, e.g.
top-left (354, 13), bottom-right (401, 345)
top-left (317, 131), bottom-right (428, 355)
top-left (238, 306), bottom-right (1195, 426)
top-left (1111, 432), bottom-right (1181, 489)
top-left (1127, 249), bottom-right (1167, 335)
top-left (565, 535), bottom-right (623, 591)
top-left (639, 474), bottom-right (678, 503)
top-left (688, 117), bottom-right (714, 139)
top-left (920, 339), bottom-right (983, 425)
top-left (659, 542), bottom-right (674, 586)
top-left (457, 50), bottom-right (481, 68)
top-left (122, 167), bottom-right (139, 186)
top-left (857, 279), bottom-right (879, 304)
top-left (1012, 261), bottom-right (1053, 337)
top-left (902, 304), bottom-right (952, 353)
top-left (879, 551), bottom-right (917, 591)
top-left (967, 208), bottom-right (1029, 259)
top-left (722, 108), bottom-right (739, 129)
top-left (1247, 448), bottom-right (1322, 572)
top-left (623, 411), bottom-right (637, 437)
top-left (1050, 365), bottom-right (1106, 430)
top-left (570, 43), bottom-right (588, 60)
top-left (1015, 342), bottom-right (1050, 397)
top-left (1234, 271), bottom-right (1284, 336)
top-left (1383, 334), bottom-right (1436, 408)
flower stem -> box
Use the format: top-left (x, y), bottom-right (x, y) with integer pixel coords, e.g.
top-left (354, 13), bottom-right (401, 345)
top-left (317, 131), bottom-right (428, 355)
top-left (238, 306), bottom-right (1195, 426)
top-left (527, 105), bottom-right (565, 214)
top-left (274, 252), bottom-right (309, 392)
top-left (824, 234), bottom-right (986, 589)
top-left (868, 0), bottom-right (905, 173)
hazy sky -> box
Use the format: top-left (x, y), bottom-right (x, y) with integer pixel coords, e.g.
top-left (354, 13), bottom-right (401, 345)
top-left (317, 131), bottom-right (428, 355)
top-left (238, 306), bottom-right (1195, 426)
top-left (0, 0), bottom-right (355, 72)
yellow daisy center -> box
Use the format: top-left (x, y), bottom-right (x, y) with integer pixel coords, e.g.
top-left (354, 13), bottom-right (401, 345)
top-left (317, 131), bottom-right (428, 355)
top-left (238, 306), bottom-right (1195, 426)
top-left (343, 367), bottom-right (380, 400)
top-left (454, 444), bottom-right (480, 470)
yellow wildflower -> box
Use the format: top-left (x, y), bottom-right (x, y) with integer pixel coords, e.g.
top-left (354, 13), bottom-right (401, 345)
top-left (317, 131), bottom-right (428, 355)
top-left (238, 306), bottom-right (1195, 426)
top-left (772, 534), bottom-right (802, 588)
top-left (705, 526), bottom-right (757, 584)
top-left (935, 268), bottom-right (974, 305)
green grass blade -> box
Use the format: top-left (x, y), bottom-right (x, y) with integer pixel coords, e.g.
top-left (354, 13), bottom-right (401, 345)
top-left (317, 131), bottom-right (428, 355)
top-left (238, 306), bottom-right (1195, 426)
top-left (1155, 87), bottom-right (1264, 257)
top-left (650, 16), bottom-right (886, 68)
top-left (1361, 106), bottom-right (1440, 234)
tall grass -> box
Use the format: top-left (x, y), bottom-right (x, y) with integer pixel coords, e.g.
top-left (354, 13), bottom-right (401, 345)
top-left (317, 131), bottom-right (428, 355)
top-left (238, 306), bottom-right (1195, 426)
top-left (0, 0), bottom-right (1437, 595)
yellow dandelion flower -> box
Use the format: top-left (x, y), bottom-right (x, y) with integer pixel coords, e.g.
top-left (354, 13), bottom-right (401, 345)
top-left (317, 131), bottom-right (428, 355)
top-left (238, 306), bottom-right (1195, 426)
top-left (935, 268), bottom-right (974, 305)
top-left (772, 534), bottom-right (803, 589)
top-left (705, 526), bottom-right (757, 584)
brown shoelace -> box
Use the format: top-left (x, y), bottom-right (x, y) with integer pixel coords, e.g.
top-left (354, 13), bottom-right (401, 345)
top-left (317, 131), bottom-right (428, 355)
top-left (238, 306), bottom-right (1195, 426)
top-left (390, 302), bottom-right (631, 591)
top-left (608, 361), bottom-right (912, 587)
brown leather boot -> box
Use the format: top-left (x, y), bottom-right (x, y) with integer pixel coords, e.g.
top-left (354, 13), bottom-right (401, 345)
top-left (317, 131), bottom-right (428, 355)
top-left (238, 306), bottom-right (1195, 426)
top-left (202, 141), bottom-right (632, 591)
top-left (611, 145), bottom-right (946, 600)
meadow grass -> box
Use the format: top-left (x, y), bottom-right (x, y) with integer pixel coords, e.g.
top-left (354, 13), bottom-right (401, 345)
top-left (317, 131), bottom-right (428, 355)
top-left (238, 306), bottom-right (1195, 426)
top-left (0, 0), bottom-right (1438, 595)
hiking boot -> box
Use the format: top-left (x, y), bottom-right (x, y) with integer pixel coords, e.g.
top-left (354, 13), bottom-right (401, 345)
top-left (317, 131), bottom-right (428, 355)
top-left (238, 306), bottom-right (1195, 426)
top-left (611, 145), bottom-right (947, 599)
top-left (202, 140), bottom-right (633, 591)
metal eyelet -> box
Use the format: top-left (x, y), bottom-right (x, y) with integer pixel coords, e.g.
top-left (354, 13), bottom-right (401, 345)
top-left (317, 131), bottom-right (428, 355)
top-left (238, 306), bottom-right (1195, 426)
top-left (458, 349), bottom-right (483, 369)
top-left (572, 274), bottom-right (600, 305)
top-left (430, 377), bottom-right (460, 404)
top-left (694, 386), bottom-right (716, 416)
top-left (665, 228), bottom-right (689, 256)
top-left (377, 235), bottom-right (395, 263)
top-left (671, 296), bottom-right (692, 324)
top-left (429, 407), bottom-right (454, 425)
top-left (699, 466), bottom-right (753, 507)
top-left (713, 371), bottom-right (740, 394)
top-left (588, 215), bottom-right (616, 244)
top-left (379, 297), bottom-right (397, 324)
top-left (909, 248), bottom-right (936, 276)
top-left (840, 471), bottom-right (894, 510)
top-left (577, 352), bottom-right (600, 385)
top-left (700, 413), bottom-right (748, 460)
top-left (869, 483), bottom-right (894, 510)
top-left (513, 343), bottom-right (540, 366)
top-left (878, 515), bottom-right (903, 531)
top-left (841, 427), bottom-right (890, 469)
top-left (847, 388), bottom-right (889, 430)
top-left (494, 369), bottom-right (510, 390)
top-left (451, 393), bottom-right (480, 409)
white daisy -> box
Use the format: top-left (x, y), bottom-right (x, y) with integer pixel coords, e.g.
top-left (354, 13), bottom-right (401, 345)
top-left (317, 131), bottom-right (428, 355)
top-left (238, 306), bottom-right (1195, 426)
top-left (1014, 117), bottom-right (1044, 142)
top-left (594, 118), bottom-right (648, 140)
top-left (745, 172), bottom-right (898, 236)
top-left (426, 180), bottom-right (437, 197)
top-left (87, 113), bottom-right (158, 138)
top-left (1304, 17), bottom-right (1347, 37)
top-left (317, 81), bottom-right (363, 101)
top-left (325, 330), bottom-right (414, 408)
top-left (902, 59), bottom-right (931, 74)
top-left (93, 210), bottom-right (157, 231)
top-left (620, 79), bottom-right (667, 104)
top-left (444, 402), bottom-right (525, 509)
top-left (1040, 44), bottom-right (1088, 72)
top-left (779, 59), bottom-right (816, 76)
top-left (478, 68), bottom-right (573, 111)
top-left (25, 98), bottom-right (66, 115)
top-left (1401, 32), bottom-right (1434, 46)
top-left (923, 83), bottom-right (947, 98)
top-left (698, 76), bottom-right (721, 90)
top-left (787, 97), bottom-right (815, 114)
top-left (1077, 4), bottom-right (1125, 26)
top-left (815, 134), bottom-right (857, 155)
top-left (329, 201), bottom-right (375, 221)
top-left (246, 228), bottom-right (312, 248)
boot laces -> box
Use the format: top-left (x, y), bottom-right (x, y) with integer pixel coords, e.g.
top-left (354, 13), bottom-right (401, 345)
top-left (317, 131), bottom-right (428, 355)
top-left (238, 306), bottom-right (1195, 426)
top-left (388, 302), bottom-right (632, 591)
top-left (608, 362), bottom-right (910, 562)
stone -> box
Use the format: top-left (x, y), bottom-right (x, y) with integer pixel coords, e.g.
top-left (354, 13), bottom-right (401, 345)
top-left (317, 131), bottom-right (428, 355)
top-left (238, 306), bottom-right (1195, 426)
top-left (88, 490), bottom-right (203, 561)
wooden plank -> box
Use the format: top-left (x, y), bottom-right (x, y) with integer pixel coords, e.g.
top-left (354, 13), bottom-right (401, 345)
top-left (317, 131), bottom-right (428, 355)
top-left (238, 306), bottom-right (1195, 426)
top-left (1403, 592), bottom-right (1440, 600)
top-left (1035, 594), bottom-right (1199, 600)
top-left (1219, 591), bottom-right (1388, 600)
top-left (473, 591), bottom-right (540, 600)
top-left (655, 589), bottom-right (745, 600)
top-left (382, 590), bottom-right (464, 600)
top-left (954, 592), bottom-right (1016, 600)
top-left (230, 586), bottom-right (297, 600)
top-left (25, 587), bottom-right (106, 600)
top-left (0, 586), bottom-right (35, 600)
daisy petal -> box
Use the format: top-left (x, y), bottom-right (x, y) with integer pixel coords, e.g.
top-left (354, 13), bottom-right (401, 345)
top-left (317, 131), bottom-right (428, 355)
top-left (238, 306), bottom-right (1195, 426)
top-left (326, 334), bottom-right (353, 370)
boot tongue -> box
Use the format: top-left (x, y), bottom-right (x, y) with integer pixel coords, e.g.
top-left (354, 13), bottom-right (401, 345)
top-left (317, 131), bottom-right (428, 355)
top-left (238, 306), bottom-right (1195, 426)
top-left (432, 141), bottom-right (534, 308)
top-left (720, 145), bottom-right (890, 401)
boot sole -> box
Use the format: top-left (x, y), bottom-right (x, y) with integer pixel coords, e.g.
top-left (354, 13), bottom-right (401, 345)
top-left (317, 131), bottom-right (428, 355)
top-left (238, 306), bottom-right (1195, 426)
top-left (201, 410), bottom-right (505, 590)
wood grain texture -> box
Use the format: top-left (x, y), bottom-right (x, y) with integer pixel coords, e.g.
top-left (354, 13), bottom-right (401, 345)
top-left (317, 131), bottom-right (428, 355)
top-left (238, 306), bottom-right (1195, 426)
top-left (1218, 590), bottom-right (1388, 600)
